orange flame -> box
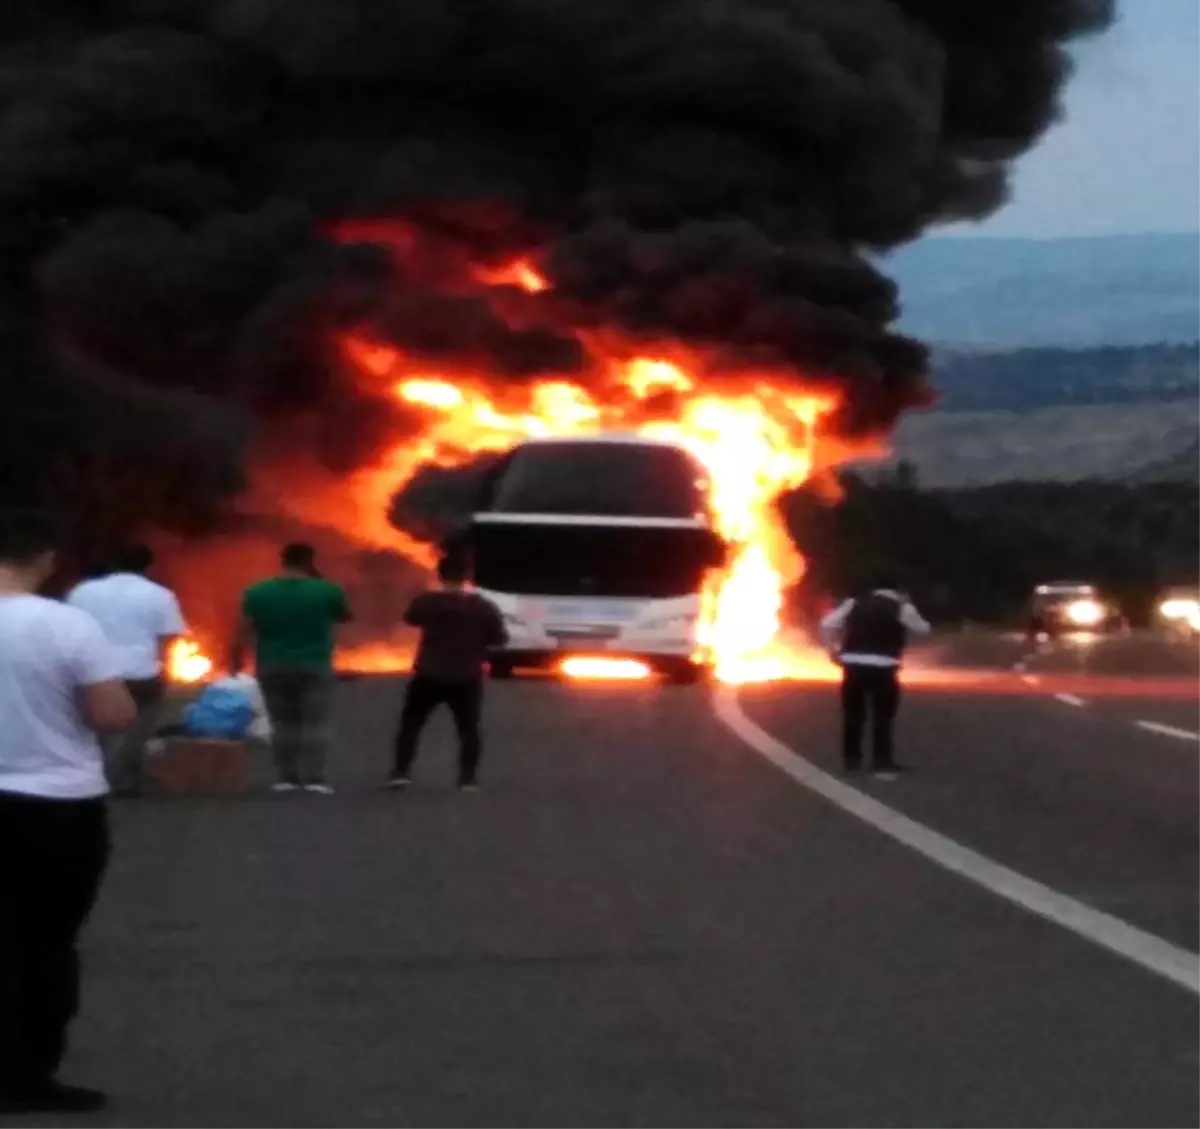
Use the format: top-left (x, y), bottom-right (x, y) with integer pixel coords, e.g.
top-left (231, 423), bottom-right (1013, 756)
top-left (474, 258), bottom-right (549, 292)
top-left (337, 323), bottom-right (861, 683)
top-left (335, 643), bottom-right (413, 674)
top-left (166, 638), bottom-right (213, 684)
top-left (181, 249), bottom-right (880, 685)
top-left (560, 657), bottom-right (654, 681)
top-left (399, 380), bottom-right (467, 410)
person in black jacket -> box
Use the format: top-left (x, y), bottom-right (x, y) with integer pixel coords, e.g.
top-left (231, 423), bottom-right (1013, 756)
top-left (389, 552), bottom-right (508, 792)
top-left (819, 578), bottom-right (931, 779)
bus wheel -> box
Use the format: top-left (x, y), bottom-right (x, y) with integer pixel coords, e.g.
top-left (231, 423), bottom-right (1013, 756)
top-left (490, 659), bottom-right (514, 680)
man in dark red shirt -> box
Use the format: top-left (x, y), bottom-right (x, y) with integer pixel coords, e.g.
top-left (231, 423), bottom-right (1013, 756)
top-left (389, 553), bottom-right (507, 792)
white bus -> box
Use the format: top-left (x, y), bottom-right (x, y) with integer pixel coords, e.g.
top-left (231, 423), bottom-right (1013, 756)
top-left (467, 434), bottom-right (727, 682)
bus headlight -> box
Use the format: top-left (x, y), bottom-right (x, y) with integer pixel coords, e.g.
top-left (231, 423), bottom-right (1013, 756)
top-left (1065, 599), bottom-right (1105, 627)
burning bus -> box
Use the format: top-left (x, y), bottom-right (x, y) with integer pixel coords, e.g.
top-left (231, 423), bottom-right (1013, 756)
top-left (466, 434), bottom-right (727, 682)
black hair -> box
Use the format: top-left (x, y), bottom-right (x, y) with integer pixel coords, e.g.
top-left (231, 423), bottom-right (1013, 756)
top-left (111, 543), bottom-right (153, 574)
top-left (281, 541), bottom-right (316, 571)
top-left (0, 509), bottom-right (63, 565)
top-left (437, 552), bottom-right (471, 585)
top-left (867, 571), bottom-right (902, 594)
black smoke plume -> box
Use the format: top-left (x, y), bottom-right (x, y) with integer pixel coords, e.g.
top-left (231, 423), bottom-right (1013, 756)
top-left (0, 0), bottom-right (1113, 549)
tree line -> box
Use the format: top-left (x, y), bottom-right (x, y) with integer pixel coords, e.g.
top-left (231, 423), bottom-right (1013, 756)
top-left (784, 469), bottom-right (1199, 626)
top-left (931, 341), bottom-right (1199, 413)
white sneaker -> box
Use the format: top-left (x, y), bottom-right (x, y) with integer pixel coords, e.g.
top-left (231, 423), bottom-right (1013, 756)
top-left (270, 782), bottom-right (299, 794)
top-left (304, 782), bottom-right (335, 795)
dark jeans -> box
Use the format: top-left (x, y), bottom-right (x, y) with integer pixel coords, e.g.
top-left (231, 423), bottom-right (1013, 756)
top-left (0, 792), bottom-right (110, 1089)
top-left (102, 676), bottom-right (165, 794)
top-left (258, 668), bottom-right (335, 785)
top-left (841, 663), bottom-right (901, 770)
top-left (393, 676), bottom-right (483, 785)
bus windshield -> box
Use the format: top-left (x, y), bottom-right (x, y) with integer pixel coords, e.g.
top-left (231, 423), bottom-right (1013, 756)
top-left (472, 523), bottom-right (725, 599)
top-left (480, 441), bottom-right (709, 519)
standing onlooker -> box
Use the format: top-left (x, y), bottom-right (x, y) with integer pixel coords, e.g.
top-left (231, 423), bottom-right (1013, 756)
top-left (233, 542), bottom-right (350, 795)
top-left (390, 554), bottom-right (508, 792)
top-left (820, 577), bottom-right (931, 779)
top-left (67, 545), bottom-right (186, 795)
top-left (0, 511), bottom-right (135, 1114)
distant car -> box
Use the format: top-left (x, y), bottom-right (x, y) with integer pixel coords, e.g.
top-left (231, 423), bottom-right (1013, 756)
top-left (1026, 582), bottom-right (1121, 640)
top-left (1154, 586), bottom-right (1200, 641)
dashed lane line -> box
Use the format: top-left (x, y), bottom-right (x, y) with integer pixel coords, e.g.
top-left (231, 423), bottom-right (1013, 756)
top-left (1054, 693), bottom-right (1087, 707)
top-left (714, 686), bottom-right (1200, 997)
top-left (1017, 658), bottom-right (1196, 737)
top-left (1135, 720), bottom-right (1200, 743)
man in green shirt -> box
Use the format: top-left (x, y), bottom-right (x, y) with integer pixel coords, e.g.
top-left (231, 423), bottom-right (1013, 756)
top-left (233, 543), bottom-right (350, 794)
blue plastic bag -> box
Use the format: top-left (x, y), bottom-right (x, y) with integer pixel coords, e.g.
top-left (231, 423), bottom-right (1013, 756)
top-left (183, 680), bottom-right (257, 740)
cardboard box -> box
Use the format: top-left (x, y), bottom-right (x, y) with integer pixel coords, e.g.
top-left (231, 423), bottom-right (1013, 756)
top-left (145, 738), bottom-right (254, 796)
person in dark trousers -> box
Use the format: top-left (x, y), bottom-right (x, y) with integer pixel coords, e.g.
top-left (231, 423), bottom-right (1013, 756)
top-left (820, 578), bottom-right (931, 779)
top-left (390, 554), bottom-right (508, 791)
top-left (233, 542), bottom-right (351, 795)
top-left (0, 511), bottom-right (136, 1114)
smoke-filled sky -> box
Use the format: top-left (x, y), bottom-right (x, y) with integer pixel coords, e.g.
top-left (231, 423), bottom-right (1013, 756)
top-left (953, 0), bottom-right (1199, 238)
top-left (0, 0), bottom-right (1114, 546)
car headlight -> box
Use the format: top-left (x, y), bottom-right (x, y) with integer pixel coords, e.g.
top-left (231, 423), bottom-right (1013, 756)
top-left (1159, 598), bottom-right (1200, 621)
top-left (1064, 599), bottom-right (1105, 627)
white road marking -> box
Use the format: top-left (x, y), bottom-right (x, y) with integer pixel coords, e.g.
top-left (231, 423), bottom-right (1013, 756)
top-left (1135, 720), bottom-right (1200, 743)
top-left (714, 687), bottom-right (1200, 996)
top-left (1054, 693), bottom-right (1087, 707)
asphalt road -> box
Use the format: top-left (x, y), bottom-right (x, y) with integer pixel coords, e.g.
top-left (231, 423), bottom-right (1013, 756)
top-left (32, 633), bottom-right (1199, 1127)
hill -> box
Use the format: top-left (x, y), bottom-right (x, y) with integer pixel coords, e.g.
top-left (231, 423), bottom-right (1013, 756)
top-left (885, 399), bottom-right (1199, 487)
top-left (1127, 438), bottom-right (1200, 485)
top-left (929, 341), bottom-right (1199, 412)
top-left (885, 233), bottom-right (1199, 348)
top-left (786, 477), bottom-right (1199, 624)
top-left (855, 341), bottom-right (1200, 487)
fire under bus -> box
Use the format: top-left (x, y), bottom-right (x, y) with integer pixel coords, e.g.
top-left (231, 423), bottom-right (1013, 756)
top-left (465, 434), bottom-right (727, 683)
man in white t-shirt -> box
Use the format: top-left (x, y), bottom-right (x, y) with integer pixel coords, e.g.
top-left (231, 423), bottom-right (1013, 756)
top-left (0, 510), bottom-right (135, 1114)
top-left (67, 544), bottom-right (186, 794)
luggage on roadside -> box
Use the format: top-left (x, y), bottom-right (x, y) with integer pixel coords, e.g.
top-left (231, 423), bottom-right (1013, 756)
top-left (182, 674), bottom-right (266, 740)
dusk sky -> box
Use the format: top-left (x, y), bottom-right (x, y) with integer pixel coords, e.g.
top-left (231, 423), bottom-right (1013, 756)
top-left (950, 0), bottom-right (1199, 239)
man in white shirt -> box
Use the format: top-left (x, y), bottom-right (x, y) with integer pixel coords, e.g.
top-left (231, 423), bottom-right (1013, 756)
top-left (67, 545), bottom-right (186, 794)
top-left (0, 510), bottom-right (135, 1114)
top-left (819, 577), bottom-right (931, 779)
